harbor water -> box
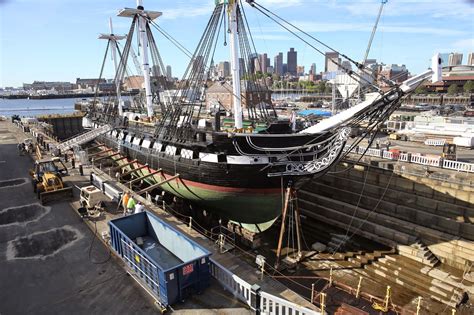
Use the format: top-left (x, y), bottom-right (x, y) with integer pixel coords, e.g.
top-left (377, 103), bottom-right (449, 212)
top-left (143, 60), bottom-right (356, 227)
top-left (0, 98), bottom-right (77, 117)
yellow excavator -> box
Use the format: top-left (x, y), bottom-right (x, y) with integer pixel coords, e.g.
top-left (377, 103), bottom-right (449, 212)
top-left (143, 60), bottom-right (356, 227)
top-left (31, 158), bottom-right (73, 205)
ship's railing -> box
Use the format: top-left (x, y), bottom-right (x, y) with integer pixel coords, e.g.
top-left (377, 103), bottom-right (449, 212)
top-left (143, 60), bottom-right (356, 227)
top-left (209, 259), bottom-right (320, 315)
top-left (344, 145), bottom-right (474, 173)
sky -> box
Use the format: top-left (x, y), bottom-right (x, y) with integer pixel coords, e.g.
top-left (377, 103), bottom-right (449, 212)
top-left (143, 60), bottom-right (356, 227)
top-left (0, 0), bottom-right (473, 88)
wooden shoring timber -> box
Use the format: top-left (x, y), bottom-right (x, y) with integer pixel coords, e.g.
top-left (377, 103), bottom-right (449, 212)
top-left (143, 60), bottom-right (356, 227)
top-left (87, 143), bottom-right (106, 151)
top-left (93, 152), bottom-right (120, 162)
top-left (112, 159), bottom-right (137, 171)
top-left (120, 164), bottom-right (149, 178)
top-left (89, 148), bottom-right (113, 157)
top-left (136, 174), bottom-right (180, 195)
top-left (125, 169), bottom-right (162, 186)
top-left (112, 156), bottom-right (128, 164)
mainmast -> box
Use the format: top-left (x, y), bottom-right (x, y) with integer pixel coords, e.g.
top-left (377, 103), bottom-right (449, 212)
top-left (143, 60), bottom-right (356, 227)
top-left (227, 0), bottom-right (243, 129)
top-left (99, 18), bottom-right (126, 115)
top-left (118, 0), bottom-right (162, 118)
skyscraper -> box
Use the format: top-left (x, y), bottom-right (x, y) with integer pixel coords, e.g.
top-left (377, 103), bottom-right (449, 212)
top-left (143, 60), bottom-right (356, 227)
top-left (325, 52), bottom-right (340, 73)
top-left (166, 65), bottom-right (172, 79)
top-left (151, 65), bottom-right (161, 76)
top-left (259, 53), bottom-right (269, 74)
top-left (310, 63), bottom-right (317, 75)
top-left (287, 48), bottom-right (297, 76)
top-left (468, 53), bottom-right (474, 66)
top-left (248, 53), bottom-right (258, 74)
top-left (448, 53), bottom-right (463, 66)
top-left (254, 55), bottom-right (262, 73)
top-left (274, 53), bottom-right (283, 75)
top-left (217, 61), bottom-right (230, 77)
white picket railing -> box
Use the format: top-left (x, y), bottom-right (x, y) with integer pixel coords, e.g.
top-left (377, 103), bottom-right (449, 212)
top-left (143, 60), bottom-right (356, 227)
top-left (260, 291), bottom-right (319, 315)
top-left (382, 150), bottom-right (394, 160)
top-left (346, 145), bottom-right (474, 173)
top-left (209, 259), bottom-right (320, 314)
top-left (410, 154), bottom-right (441, 167)
top-left (424, 139), bottom-right (446, 146)
top-left (443, 159), bottom-right (474, 173)
top-left (209, 259), bottom-right (255, 309)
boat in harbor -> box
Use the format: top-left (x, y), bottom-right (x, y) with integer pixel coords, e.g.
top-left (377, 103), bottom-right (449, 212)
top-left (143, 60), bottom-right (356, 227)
top-left (84, 0), bottom-right (442, 232)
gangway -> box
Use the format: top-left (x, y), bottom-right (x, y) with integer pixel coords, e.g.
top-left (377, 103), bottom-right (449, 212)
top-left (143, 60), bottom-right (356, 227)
top-left (56, 124), bottom-right (113, 152)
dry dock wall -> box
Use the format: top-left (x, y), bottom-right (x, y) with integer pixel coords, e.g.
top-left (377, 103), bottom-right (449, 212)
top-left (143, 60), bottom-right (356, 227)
top-left (301, 159), bottom-right (474, 271)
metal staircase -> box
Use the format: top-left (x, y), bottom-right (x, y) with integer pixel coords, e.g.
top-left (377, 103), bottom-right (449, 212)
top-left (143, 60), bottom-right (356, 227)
top-left (56, 124), bottom-right (113, 152)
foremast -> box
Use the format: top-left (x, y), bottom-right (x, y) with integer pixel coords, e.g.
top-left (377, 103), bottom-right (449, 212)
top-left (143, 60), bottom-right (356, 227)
top-left (98, 18), bottom-right (126, 116)
top-left (118, 0), bottom-right (162, 118)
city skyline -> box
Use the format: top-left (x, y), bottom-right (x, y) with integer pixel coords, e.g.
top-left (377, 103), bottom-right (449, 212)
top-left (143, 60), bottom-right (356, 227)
top-left (1, 0), bottom-right (473, 87)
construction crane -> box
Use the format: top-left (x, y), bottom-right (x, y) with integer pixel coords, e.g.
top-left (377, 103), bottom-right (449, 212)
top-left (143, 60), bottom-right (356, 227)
top-left (362, 0), bottom-right (388, 65)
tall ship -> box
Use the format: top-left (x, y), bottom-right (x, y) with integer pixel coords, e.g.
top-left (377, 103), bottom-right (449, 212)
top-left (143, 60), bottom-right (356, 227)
top-left (82, 0), bottom-right (442, 232)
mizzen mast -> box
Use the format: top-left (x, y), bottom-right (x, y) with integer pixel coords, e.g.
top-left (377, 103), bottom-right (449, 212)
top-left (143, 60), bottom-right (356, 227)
top-left (118, 0), bottom-right (162, 118)
top-left (98, 18), bottom-right (126, 115)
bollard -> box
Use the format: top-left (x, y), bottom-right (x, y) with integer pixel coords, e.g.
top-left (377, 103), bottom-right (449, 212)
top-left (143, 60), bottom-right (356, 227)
top-left (416, 296), bottom-right (422, 315)
top-left (320, 293), bottom-right (326, 314)
top-left (356, 276), bottom-right (363, 298)
top-left (311, 283), bottom-right (315, 303)
top-left (218, 234), bottom-right (225, 253)
top-left (188, 217), bottom-right (192, 231)
top-left (451, 309), bottom-right (456, 315)
top-left (79, 164), bottom-right (84, 176)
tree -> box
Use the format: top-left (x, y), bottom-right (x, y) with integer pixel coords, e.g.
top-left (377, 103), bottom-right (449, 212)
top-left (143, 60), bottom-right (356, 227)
top-left (414, 86), bottom-right (427, 94)
top-left (315, 81), bottom-right (326, 93)
top-left (324, 83), bottom-right (333, 94)
top-left (447, 84), bottom-right (459, 95)
top-left (464, 80), bottom-right (474, 93)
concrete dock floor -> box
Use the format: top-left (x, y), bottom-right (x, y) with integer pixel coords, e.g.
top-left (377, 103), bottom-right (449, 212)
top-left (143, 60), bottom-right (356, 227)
top-left (0, 121), bottom-right (252, 314)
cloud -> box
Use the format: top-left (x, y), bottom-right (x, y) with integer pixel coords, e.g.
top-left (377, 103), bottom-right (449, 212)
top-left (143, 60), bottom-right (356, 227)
top-left (452, 38), bottom-right (474, 50)
top-left (257, 0), bottom-right (304, 8)
top-left (161, 4), bottom-right (214, 20)
top-left (329, 0), bottom-right (474, 20)
top-left (275, 21), bottom-right (468, 36)
top-left (252, 34), bottom-right (295, 41)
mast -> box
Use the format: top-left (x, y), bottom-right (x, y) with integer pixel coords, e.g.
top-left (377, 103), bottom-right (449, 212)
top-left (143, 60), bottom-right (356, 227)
top-left (99, 19), bottom-right (126, 116)
top-left (228, 0), bottom-right (243, 129)
top-left (118, 0), bottom-right (162, 118)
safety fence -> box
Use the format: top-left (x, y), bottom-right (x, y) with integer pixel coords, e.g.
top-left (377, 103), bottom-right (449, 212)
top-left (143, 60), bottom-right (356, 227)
top-left (209, 259), bottom-right (320, 315)
top-left (344, 145), bottom-right (474, 173)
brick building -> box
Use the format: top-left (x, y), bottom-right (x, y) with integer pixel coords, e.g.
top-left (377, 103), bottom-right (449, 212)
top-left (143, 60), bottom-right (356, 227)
top-left (205, 81), bottom-right (271, 112)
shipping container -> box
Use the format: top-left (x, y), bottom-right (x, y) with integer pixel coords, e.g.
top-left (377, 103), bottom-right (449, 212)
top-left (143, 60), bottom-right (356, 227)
top-left (109, 211), bottom-right (212, 308)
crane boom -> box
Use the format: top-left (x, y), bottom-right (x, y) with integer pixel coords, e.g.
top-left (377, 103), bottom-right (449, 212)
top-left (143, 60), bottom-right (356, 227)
top-left (362, 0), bottom-right (387, 65)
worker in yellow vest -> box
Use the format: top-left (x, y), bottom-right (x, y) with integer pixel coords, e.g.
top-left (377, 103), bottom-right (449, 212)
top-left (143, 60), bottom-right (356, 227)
top-left (126, 196), bottom-right (136, 215)
top-left (122, 192), bottom-right (130, 215)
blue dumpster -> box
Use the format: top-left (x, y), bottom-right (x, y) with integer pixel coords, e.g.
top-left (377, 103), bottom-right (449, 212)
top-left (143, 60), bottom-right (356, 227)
top-left (109, 211), bottom-right (212, 308)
